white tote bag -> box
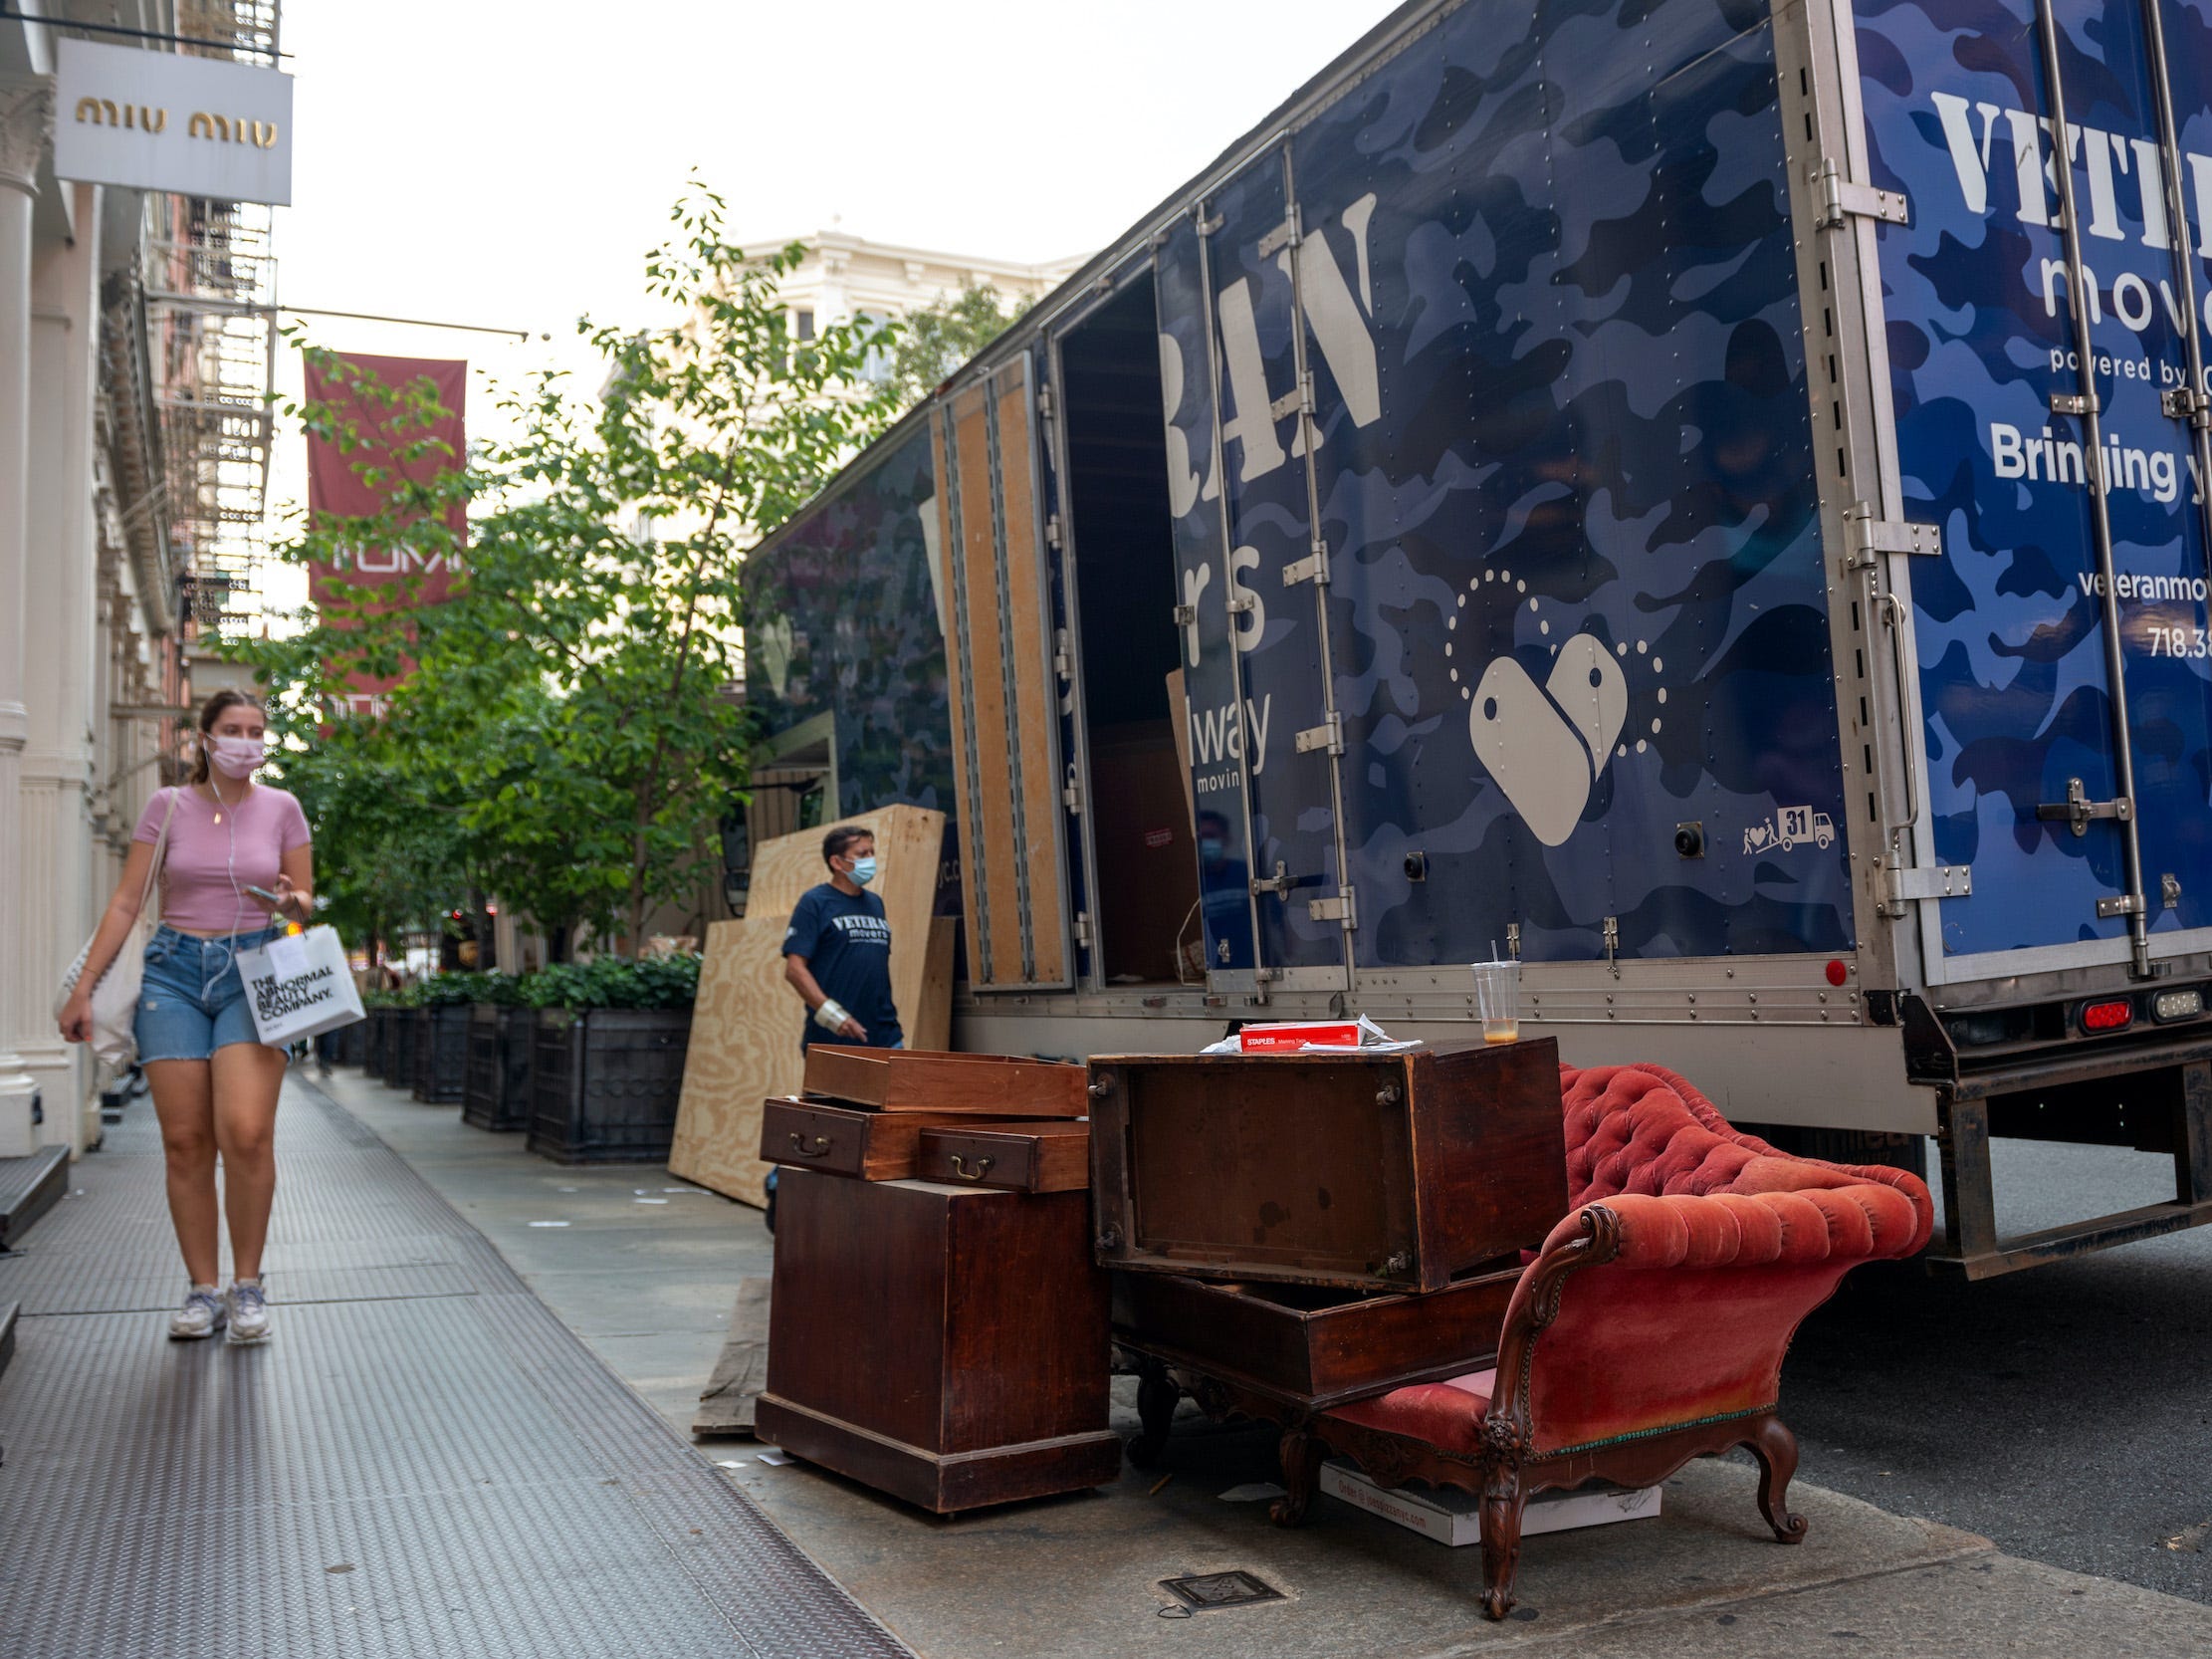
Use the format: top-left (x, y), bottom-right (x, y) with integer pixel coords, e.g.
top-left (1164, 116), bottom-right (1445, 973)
top-left (236, 925), bottom-right (365, 1046)
top-left (53, 788), bottom-right (179, 1067)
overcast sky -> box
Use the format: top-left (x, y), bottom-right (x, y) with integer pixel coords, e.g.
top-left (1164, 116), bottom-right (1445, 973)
top-left (259, 0), bottom-right (1401, 573)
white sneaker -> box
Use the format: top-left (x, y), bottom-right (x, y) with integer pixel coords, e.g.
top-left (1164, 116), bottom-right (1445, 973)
top-left (226, 1279), bottom-right (272, 1346)
top-left (169, 1286), bottom-right (226, 1340)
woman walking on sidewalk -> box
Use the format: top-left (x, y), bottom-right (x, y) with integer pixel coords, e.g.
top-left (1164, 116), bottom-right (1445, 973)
top-left (57, 688), bottom-right (314, 1345)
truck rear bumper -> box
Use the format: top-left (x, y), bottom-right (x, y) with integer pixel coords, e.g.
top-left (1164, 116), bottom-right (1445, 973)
top-left (1911, 1015), bottom-right (2212, 1277)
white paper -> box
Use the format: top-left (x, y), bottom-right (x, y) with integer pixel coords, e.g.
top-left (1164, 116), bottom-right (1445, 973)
top-left (715, 1458), bottom-right (749, 1469)
top-left (264, 932), bottom-right (310, 980)
top-left (528, 1221), bottom-right (569, 1229)
top-left (1201, 1014), bottom-right (1423, 1056)
top-left (755, 1448), bottom-right (791, 1466)
top-left (1216, 1482), bottom-right (1287, 1503)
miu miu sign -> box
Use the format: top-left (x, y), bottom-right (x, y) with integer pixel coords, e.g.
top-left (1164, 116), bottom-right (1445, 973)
top-left (53, 38), bottom-right (293, 205)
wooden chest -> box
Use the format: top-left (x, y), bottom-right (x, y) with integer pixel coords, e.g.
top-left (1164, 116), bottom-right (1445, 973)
top-left (1111, 1266), bottom-right (1518, 1409)
top-left (755, 1169), bottom-right (1122, 1514)
top-left (1088, 1039), bottom-right (1567, 1292)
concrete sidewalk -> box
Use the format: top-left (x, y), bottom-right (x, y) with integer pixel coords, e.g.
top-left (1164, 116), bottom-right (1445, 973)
top-left (325, 1066), bottom-right (2212, 1658)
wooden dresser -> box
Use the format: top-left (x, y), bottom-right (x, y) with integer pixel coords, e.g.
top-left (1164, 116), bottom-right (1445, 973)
top-left (1088, 1038), bottom-right (1567, 1293)
top-left (756, 1168), bottom-right (1122, 1514)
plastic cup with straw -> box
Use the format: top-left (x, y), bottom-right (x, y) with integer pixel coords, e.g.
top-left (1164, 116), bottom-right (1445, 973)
top-left (1473, 940), bottom-right (1519, 1044)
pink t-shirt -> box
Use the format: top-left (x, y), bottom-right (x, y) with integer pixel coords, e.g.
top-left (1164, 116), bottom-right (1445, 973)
top-left (132, 784), bottom-right (312, 934)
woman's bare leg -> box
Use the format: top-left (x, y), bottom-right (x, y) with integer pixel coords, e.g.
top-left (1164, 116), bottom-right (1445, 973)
top-left (147, 1059), bottom-right (219, 1286)
top-left (211, 1042), bottom-right (288, 1282)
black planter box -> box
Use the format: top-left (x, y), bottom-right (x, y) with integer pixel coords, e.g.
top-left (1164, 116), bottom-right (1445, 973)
top-left (463, 1005), bottom-right (536, 1131)
top-left (363, 1007), bottom-right (388, 1076)
top-left (527, 1007), bottom-right (694, 1165)
top-left (412, 1005), bottom-right (471, 1104)
top-left (332, 1020), bottom-right (368, 1067)
top-left (386, 1008), bottom-right (418, 1091)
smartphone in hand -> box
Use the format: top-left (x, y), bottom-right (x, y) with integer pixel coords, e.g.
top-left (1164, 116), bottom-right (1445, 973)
top-left (244, 883), bottom-right (285, 907)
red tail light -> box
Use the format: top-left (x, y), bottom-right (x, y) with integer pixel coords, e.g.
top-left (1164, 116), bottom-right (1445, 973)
top-left (2080, 999), bottom-right (2133, 1034)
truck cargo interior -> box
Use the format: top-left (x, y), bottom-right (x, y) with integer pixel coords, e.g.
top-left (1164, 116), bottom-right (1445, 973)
top-left (1056, 275), bottom-right (1199, 984)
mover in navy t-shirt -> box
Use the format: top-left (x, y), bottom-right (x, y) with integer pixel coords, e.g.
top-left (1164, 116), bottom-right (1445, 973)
top-left (783, 882), bottom-right (902, 1052)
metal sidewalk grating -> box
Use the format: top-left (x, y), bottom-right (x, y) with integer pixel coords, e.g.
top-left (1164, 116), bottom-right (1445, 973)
top-left (0, 1075), bottom-right (913, 1659)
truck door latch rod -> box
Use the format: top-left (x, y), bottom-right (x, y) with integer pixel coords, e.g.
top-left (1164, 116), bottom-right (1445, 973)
top-left (2035, 776), bottom-right (2133, 838)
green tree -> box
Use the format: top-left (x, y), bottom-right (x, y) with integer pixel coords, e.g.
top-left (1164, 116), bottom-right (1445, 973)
top-left (240, 181), bottom-right (904, 950)
top-left (883, 281), bottom-right (1031, 412)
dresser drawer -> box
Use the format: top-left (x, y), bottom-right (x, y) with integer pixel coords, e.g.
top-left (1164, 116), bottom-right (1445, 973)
top-left (803, 1046), bottom-right (1089, 1116)
top-left (760, 1097), bottom-right (977, 1181)
top-left (915, 1120), bottom-right (1090, 1193)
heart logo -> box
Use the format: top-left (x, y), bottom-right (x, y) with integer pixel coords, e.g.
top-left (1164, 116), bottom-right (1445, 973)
top-left (1469, 633), bottom-right (1628, 846)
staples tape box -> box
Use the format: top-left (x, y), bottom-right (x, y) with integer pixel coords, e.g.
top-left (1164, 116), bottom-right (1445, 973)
top-left (1319, 1461), bottom-right (1660, 1547)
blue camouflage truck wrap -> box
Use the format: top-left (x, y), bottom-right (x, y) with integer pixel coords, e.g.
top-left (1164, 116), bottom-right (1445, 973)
top-left (744, 0), bottom-right (2212, 1271)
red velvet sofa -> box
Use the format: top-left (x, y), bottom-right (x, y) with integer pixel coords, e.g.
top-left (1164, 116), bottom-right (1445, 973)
top-left (1280, 1062), bottom-right (1932, 1620)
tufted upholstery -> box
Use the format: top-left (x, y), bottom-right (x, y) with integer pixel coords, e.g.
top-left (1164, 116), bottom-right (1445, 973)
top-left (1327, 1062), bottom-right (1933, 1459)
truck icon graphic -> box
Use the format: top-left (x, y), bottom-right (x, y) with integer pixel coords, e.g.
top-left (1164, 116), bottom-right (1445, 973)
top-left (1744, 807), bottom-right (1835, 855)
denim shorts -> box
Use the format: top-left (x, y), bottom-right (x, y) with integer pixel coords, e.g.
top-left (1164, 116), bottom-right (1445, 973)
top-left (135, 924), bottom-right (286, 1064)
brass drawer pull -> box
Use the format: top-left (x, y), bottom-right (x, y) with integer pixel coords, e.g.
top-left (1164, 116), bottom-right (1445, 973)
top-left (949, 1153), bottom-right (995, 1180)
top-left (787, 1132), bottom-right (832, 1157)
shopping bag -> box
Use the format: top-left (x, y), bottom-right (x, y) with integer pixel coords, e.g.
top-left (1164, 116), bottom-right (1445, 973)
top-left (237, 925), bottom-right (365, 1046)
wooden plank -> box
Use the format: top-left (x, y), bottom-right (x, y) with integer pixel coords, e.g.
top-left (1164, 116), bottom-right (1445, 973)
top-left (669, 806), bottom-right (947, 1208)
top-left (994, 360), bottom-right (1068, 986)
top-left (932, 405), bottom-right (983, 986)
top-left (912, 915), bottom-right (956, 1052)
top-left (692, 1277), bottom-right (772, 1437)
top-left (954, 383), bottom-right (1023, 987)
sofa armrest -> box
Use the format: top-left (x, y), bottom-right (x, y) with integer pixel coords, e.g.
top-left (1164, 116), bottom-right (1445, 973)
top-left (1485, 1189), bottom-right (1918, 1461)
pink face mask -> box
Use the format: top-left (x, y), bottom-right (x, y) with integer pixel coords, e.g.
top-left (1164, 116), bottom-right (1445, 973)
top-left (207, 734), bottom-right (271, 780)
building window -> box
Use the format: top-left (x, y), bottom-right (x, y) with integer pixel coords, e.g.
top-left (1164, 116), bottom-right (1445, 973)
top-left (794, 308), bottom-right (815, 342)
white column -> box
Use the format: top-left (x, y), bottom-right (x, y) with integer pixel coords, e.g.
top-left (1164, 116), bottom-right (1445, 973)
top-left (0, 77), bottom-right (54, 1156)
top-left (23, 178), bottom-right (101, 1150)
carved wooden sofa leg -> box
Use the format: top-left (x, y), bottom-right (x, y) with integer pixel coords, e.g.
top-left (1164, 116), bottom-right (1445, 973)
top-left (1477, 1469), bottom-right (1527, 1620)
top-left (1270, 1427), bottom-right (1322, 1526)
top-left (1747, 1412), bottom-right (1808, 1543)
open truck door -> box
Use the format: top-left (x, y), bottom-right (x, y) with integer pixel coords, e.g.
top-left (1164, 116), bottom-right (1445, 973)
top-left (1868, 0), bottom-right (2212, 986)
top-left (1841, 0), bottom-right (2212, 1269)
top-left (931, 355), bottom-right (1075, 991)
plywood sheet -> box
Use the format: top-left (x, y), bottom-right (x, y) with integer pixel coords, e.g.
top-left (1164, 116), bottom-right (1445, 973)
top-left (670, 805), bottom-right (948, 1208)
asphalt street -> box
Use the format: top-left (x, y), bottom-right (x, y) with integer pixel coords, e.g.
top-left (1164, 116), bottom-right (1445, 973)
top-left (1782, 1135), bottom-right (2212, 1604)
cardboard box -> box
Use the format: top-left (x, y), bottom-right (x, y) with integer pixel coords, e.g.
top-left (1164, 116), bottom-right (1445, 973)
top-left (1319, 1460), bottom-right (1660, 1547)
top-left (1237, 1020), bottom-right (1364, 1053)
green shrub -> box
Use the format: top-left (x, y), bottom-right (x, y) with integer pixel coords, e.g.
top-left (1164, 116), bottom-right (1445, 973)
top-left (515, 955), bottom-right (701, 1011)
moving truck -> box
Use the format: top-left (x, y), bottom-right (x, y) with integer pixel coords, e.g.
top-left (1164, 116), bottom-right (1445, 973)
top-left (741, 0), bottom-right (2212, 1276)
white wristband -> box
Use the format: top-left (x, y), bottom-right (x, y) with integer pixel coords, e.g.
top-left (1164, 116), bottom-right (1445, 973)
top-left (812, 998), bottom-right (851, 1033)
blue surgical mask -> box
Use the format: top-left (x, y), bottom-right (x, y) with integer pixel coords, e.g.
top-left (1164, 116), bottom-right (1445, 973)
top-left (850, 855), bottom-right (878, 887)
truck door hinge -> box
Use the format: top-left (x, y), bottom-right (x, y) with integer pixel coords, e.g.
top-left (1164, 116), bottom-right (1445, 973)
top-left (1044, 513), bottom-right (1063, 552)
top-left (1061, 767), bottom-right (1082, 815)
top-left (1173, 601), bottom-right (1197, 626)
top-left (1250, 859), bottom-right (1296, 897)
top-left (1811, 158), bottom-right (1908, 229)
top-left (1052, 626), bottom-right (1072, 679)
top-left (1505, 922), bottom-right (1521, 961)
top-left (1036, 384), bottom-right (1054, 422)
top-left (2051, 390), bottom-right (2099, 416)
top-left (1843, 501), bottom-right (1942, 570)
top-left (1880, 860), bottom-right (1972, 916)
top-left (1269, 373), bottom-right (1314, 424)
top-left (1294, 713), bottom-right (1344, 756)
top-left (1308, 887), bottom-right (1357, 928)
top-left (1282, 544), bottom-right (1331, 587)
top-left (1602, 915), bottom-right (1620, 973)
top-left (1226, 592), bottom-right (1255, 614)
top-left (1072, 911), bottom-right (1092, 947)
top-left (1256, 209), bottom-right (1301, 259)
top-left (2034, 776), bottom-right (2132, 838)
top-left (2098, 892), bottom-right (2145, 919)
top-left (2163, 385), bottom-right (2212, 428)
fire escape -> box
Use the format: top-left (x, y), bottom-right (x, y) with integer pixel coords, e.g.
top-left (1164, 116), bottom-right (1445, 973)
top-left (151, 0), bottom-right (283, 642)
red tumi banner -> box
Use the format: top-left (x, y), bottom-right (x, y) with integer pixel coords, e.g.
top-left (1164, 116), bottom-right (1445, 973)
top-left (303, 353), bottom-right (467, 716)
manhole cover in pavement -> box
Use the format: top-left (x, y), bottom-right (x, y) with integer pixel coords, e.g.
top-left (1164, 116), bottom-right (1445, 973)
top-left (1159, 1570), bottom-right (1284, 1611)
